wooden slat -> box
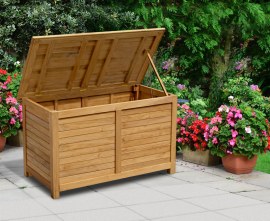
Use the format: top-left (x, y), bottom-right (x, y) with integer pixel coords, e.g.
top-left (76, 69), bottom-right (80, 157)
top-left (139, 85), bottom-right (167, 97)
top-left (23, 103), bottom-right (28, 177)
top-left (122, 134), bottom-right (170, 149)
top-left (115, 110), bottom-right (121, 173)
top-left (68, 40), bottom-right (87, 90)
top-left (36, 42), bottom-right (54, 93)
top-left (27, 149), bottom-right (50, 171)
top-left (121, 109), bottom-right (171, 123)
top-left (122, 103), bottom-right (171, 116)
top-left (27, 137), bottom-right (50, 154)
top-left (60, 150), bottom-right (114, 165)
top-left (59, 112), bottom-right (114, 125)
top-left (59, 124), bottom-right (115, 138)
top-left (18, 41), bottom-right (39, 98)
top-left (60, 162), bottom-right (170, 191)
top-left (97, 39), bottom-right (119, 86)
top-left (60, 162), bottom-right (115, 178)
top-left (27, 118), bottom-right (49, 135)
top-left (122, 146), bottom-right (170, 160)
top-left (125, 37), bottom-right (147, 83)
top-left (60, 156), bottom-right (115, 171)
top-left (24, 98), bottom-right (50, 121)
top-left (60, 168), bottom-right (114, 185)
top-left (50, 112), bottom-right (60, 199)
top-left (26, 111), bottom-right (49, 129)
top-left (26, 124), bottom-right (49, 142)
top-left (122, 157), bottom-right (170, 172)
top-left (27, 160), bottom-right (50, 181)
top-left (122, 115), bottom-right (171, 129)
top-left (122, 128), bottom-right (171, 142)
top-left (60, 143), bottom-right (115, 158)
top-left (168, 95), bottom-right (177, 174)
top-left (58, 117), bottom-right (115, 132)
top-left (122, 140), bottom-right (170, 153)
top-left (26, 166), bottom-right (51, 189)
top-left (122, 122), bottom-right (171, 136)
top-left (59, 136), bottom-right (115, 152)
top-left (122, 152), bottom-right (170, 166)
top-left (147, 52), bottom-right (168, 96)
top-left (59, 130), bottom-right (115, 145)
top-left (80, 40), bottom-right (102, 89)
top-left (27, 140), bottom-right (50, 161)
top-left (26, 130), bottom-right (49, 149)
top-left (137, 32), bottom-right (164, 83)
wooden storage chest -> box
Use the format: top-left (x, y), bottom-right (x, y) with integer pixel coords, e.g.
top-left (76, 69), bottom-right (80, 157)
top-left (18, 28), bottom-right (177, 198)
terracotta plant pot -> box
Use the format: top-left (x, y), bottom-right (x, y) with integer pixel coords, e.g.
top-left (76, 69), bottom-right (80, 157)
top-left (182, 148), bottom-right (221, 166)
top-left (0, 135), bottom-right (7, 152)
top-left (222, 154), bottom-right (257, 174)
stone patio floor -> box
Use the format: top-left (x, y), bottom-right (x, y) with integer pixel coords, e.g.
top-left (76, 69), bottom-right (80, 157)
top-left (1, 145), bottom-right (270, 221)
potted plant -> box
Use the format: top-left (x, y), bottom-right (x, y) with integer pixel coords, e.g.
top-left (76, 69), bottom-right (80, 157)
top-left (207, 104), bottom-right (270, 174)
top-left (0, 68), bottom-right (23, 151)
top-left (177, 104), bottom-right (220, 166)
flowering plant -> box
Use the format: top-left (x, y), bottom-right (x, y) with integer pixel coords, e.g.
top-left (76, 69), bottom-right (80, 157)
top-left (0, 68), bottom-right (23, 138)
top-left (207, 104), bottom-right (270, 158)
top-left (177, 104), bottom-right (208, 151)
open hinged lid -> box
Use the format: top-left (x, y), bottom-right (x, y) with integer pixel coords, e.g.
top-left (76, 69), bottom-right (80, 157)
top-left (18, 28), bottom-right (165, 102)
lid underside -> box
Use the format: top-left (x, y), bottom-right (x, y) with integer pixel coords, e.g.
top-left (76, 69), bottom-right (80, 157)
top-left (18, 28), bottom-right (165, 102)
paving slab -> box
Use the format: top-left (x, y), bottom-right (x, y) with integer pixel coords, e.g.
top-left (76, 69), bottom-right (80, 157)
top-left (152, 211), bottom-right (236, 221)
top-left (98, 186), bottom-right (174, 206)
top-left (201, 179), bottom-right (265, 193)
top-left (218, 203), bottom-right (270, 221)
top-left (153, 183), bottom-right (226, 199)
top-left (0, 178), bottom-right (17, 190)
top-left (58, 207), bottom-right (146, 221)
top-left (0, 198), bottom-right (52, 220)
top-left (237, 189), bottom-right (270, 202)
top-left (35, 188), bottom-right (120, 214)
top-left (185, 193), bottom-right (263, 210)
top-left (9, 215), bottom-right (62, 221)
top-left (171, 170), bottom-right (224, 183)
top-left (128, 200), bottom-right (205, 220)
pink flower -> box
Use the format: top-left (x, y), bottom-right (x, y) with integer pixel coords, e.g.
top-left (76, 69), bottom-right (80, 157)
top-left (229, 138), bottom-right (236, 147)
top-left (9, 107), bottom-right (18, 115)
top-left (181, 104), bottom-right (189, 110)
top-left (177, 118), bottom-right (181, 123)
top-left (177, 138), bottom-right (182, 143)
top-left (19, 112), bottom-right (23, 122)
top-left (10, 118), bottom-right (16, 125)
top-left (231, 129), bottom-right (238, 138)
top-left (227, 112), bottom-right (234, 118)
top-left (262, 131), bottom-right (267, 136)
top-left (204, 132), bottom-right (209, 141)
top-left (212, 137), bottom-right (218, 144)
top-left (6, 96), bottom-right (17, 105)
top-left (218, 105), bottom-right (229, 113)
top-left (227, 118), bottom-right (235, 127)
top-left (245, 126), bottom-right (251, 134)
top-left (235, 110), bottom-right (242, 119)
top-left (210, 126), bottom-right (219, 136)
top-left (250, 84), bottom-right (259, 91)
top-left (19, 105), bottom-right (22, 112)
top-left (210, 116), bottom-right (222, 124)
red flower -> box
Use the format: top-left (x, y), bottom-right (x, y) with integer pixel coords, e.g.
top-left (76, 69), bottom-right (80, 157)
top-left (6, 75), bottom-right (12, 84)
top-left (0, 69), bottom-right (7, 75)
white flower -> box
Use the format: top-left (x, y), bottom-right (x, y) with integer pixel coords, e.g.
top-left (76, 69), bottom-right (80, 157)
top-left (245, 126), bottom-right (251, 134)
top-left (14, 61), bottom-right (20, 67)
top-left (228, 96), bottom-right (234, 100)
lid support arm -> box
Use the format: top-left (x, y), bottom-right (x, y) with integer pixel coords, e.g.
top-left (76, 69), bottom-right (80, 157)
top-left (146, 52), bottom-right (169, 96)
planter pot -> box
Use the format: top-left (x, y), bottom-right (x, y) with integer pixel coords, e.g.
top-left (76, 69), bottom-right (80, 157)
top-left (7, 129), bottom-right (23, 147)
top-left (0, 135), bottom-right (7, 152)
top-left (222, 154), bottom-right (257, 174)
top-left (182, 148), bottom-right (221, 166)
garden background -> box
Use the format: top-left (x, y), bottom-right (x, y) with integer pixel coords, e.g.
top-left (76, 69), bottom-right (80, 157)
top-left (1, 0), bottom-right (270, 172)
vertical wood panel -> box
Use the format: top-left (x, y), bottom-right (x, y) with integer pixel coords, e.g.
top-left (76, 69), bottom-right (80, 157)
top-left (50, 112), bottom-right (60, 198)
top-left (36, 43), bottom-right (55, 93)
top-left (23, 100), bottom-right (29, 177)
top-left (81, 40), bottom-right (102, 89)
top-left (68, 40), bottom-right (87, 90)
top-left (125, 37), bottom-right (146, 83)
top-left (115, 110), bottom-right (122, 173)
top-left (168, 96), bottom-right (177, 174)
top-left (97, 39), bottom-right (119, 86)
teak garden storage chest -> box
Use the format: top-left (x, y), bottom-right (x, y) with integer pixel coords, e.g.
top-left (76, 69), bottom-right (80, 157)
top-left (18, 28), bottom-right (177, 198)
